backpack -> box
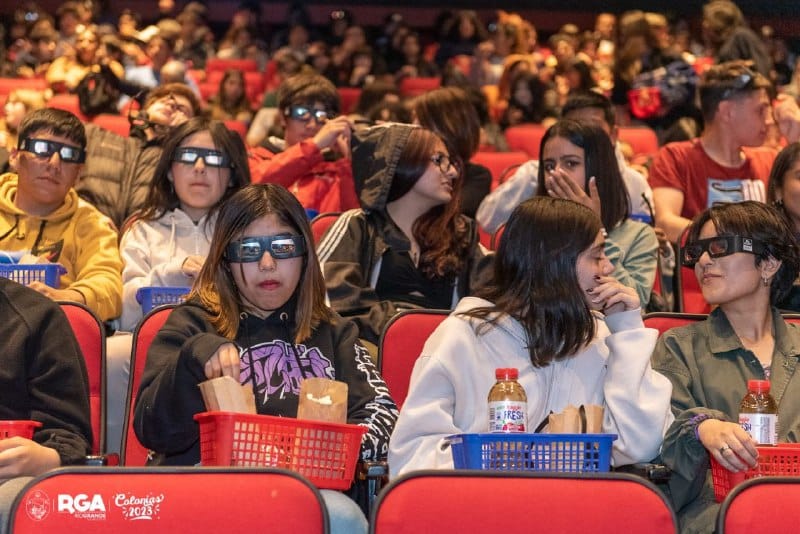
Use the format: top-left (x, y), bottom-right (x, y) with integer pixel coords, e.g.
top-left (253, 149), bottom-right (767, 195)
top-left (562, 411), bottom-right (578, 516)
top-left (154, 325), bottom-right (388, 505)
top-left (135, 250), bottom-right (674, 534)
top-left (76, 64), bottom-right (122, 116)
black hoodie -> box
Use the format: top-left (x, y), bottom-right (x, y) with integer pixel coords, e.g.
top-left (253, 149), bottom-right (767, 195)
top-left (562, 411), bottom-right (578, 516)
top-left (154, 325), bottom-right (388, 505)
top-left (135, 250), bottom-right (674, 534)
top-left (134, 299), bottom-right (398, 466)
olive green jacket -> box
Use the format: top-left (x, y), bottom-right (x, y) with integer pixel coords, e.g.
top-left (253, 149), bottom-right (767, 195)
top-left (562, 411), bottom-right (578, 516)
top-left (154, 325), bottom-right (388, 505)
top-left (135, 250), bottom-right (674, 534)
top-left (652, 307), bottom-right (800, 513)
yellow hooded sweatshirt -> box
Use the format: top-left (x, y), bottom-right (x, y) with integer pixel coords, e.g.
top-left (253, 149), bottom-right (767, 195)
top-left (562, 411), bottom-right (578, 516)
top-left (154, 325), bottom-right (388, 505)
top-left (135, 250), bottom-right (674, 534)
top-left (0, 173), bottom-right (122, 321)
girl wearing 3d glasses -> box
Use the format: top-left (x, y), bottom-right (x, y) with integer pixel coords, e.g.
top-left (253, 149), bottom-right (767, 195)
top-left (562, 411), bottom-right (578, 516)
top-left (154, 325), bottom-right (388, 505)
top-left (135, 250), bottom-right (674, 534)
top-left (652, 201), bottom-right (800, 533)
top-left (119, 117), bottom-right (251, 332)
top-left (134, 184), bottom-right (398, 534)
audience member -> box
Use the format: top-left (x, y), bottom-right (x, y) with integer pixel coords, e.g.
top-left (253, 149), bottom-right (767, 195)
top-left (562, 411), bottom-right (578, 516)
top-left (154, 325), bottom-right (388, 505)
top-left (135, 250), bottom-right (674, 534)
top-left (248, 73), bottom-right (358, 213)
top-left (703, 0), bottom-right (772, 79)
top-left (413, 86), bottom-right (491, 219)
top-left (478, 91), bottom-right (654, 233)
top-left (766, 142), bottom-right (800, 311)
top-left (536, 120), bottom-right (658, 307)
top-left (389, 196), bottom-right (673, 476)
top-left (207, 69), bottom-right (254, 124)
top-left (318, 123), bottom-right (493, 348)
top-left (650, 61), bottom-right (776, 243)
top-left (0, 278), bottom-right (92, 531)
top-left (653, 201), bottom-right (800, 534)
top-left (134, 183), bottom-right (398, 534)
top-left (120, 117), bottom-right (251, 331)
top-left (46, 25), bottom-right (124, 93)
top-left (0, 108), bottom-right (122, 321)
top-left (78, 82), bottom-right (202, 229)
top-left (0, 89), bottom-right (49, 173)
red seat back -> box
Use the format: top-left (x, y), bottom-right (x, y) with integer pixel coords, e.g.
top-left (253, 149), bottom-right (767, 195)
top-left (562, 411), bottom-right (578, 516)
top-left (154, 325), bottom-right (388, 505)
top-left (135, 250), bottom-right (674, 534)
top-left (59, 302), bottom-right (105, 455)
top-left (377, 310), bottom-right (449, 408)
top-left (121, 306), bottom-right (174, 466)
top-left (470, 151), bottom-right (530, 190)
top-left (47, 94), bottom-right (89, 122)
top-left (10, 467), bottom-right (328, 533)
top-left (618, 126), bottom-right (659, 160)
top-left (92, 114), bottom-right (130, 137)
top-left (310, 212), bottom-right (342, 245)
top-left (718, 477), bottom-right (800, 533)
top-left (643, 312), bottom-right (708, 335)
top-left (373, 471), bottom-right (677, 534)
top-left (399, 77), bottom-right (441, 98)
top-left (337, 87), bottom-right (362, 115)
top-left (223, 119), bottom-right (248, 141)
top-left (504, 123), bottom-right (548, 159)
top-left (205, 58), bottom-right (258, 73)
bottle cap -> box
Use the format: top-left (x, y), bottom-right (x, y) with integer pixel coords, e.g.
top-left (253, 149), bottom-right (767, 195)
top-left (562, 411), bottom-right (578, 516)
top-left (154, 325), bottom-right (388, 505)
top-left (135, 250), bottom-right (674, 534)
top-left (495, 367), bottom-right (519, 380)
top-left (747, 379), bottom-right (770, 392)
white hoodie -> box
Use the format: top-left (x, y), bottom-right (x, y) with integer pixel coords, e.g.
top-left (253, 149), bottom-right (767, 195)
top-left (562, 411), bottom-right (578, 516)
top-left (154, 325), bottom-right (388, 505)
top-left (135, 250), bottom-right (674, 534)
top-left (119, 209), bottom-right (214, 331)
top-left (388, 296), bottom-right (674, 477)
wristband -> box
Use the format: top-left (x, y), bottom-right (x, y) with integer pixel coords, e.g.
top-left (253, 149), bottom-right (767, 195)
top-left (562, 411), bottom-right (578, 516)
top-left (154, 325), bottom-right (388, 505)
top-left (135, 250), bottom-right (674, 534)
top-left (689, 414), bottom-right (712, 441)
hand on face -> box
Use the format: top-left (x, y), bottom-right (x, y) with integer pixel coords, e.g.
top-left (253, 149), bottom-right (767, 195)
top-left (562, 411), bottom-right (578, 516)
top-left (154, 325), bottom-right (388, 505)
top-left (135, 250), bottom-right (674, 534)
top-left (697, 418), bottom-right (759, 473)
top-left (587, 275), bottom-right (639, 315)
top-left (546, 172), bottom-right (602, 221)
top-left (312, 115), bottom-right (353, 153)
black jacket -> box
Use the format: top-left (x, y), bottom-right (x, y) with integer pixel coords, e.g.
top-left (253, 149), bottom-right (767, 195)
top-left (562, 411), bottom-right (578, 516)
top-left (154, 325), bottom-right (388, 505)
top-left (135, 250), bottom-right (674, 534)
top-left (134, 300), bottom-right (398, 466)
top-left (0, 278), bottom-right (92, 465)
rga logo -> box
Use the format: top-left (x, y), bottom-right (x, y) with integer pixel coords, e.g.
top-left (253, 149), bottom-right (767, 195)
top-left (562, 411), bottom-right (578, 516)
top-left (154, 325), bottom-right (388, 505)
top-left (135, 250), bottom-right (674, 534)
top-left (114, 493), bottom-right (164, 520)
top-left (58, 494), bottom-right (107, 520)
top-left (25, 489), bottom-right (50, 521)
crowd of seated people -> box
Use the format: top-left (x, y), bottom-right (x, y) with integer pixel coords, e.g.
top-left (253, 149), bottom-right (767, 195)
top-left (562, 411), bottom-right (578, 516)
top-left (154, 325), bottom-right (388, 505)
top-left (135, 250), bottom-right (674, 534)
top-left (3, 1), bottom-right (800, 533)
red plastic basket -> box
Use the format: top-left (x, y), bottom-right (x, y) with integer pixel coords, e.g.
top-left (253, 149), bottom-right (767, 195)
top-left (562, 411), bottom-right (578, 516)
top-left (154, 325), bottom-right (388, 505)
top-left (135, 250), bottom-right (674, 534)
top-left (0, 420), bottom-right (42, 439)
top-left (194, 411), bottom-right (366, 490)
top-left (711, 443), bottom-right (800, 501)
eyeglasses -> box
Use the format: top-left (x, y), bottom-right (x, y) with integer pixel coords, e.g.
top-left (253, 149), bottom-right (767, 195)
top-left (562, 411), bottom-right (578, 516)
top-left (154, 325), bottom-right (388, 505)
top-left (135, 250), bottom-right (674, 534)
top-left (172, 147), bottom-right (232, 168)
top-left (284, 105), bottom-right (336, 124)
top-left (18, 138), bottom-right (85, 163)
top-left (681, 235), bottom-right (766, 267)
top-left (720, 69), bottom-right (756, 100)
top-left (225, 234), bottom-right (307, 262)
top-left (431, 152), bottom-right (455, 174)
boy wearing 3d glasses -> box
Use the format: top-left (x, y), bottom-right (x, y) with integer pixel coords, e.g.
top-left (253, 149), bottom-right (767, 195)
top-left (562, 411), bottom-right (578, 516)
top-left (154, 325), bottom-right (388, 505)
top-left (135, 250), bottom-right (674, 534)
top-left (248, 73), bottom-right (359, 215)
top-left (0, 108), bottom-right (122, 321)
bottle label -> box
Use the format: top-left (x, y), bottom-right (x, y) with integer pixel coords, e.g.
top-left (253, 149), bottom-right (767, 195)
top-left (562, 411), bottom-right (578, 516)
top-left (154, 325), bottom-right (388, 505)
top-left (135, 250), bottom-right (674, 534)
top-left (488, 401), bottom-right (527, 432)
top-left (739, 413), bottom-right (778, 445)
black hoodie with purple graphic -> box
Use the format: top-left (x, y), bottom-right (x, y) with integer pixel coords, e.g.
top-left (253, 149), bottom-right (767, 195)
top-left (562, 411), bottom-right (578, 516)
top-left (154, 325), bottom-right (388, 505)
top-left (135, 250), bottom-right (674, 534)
top-left (134, 299), bottom-right (398, 467)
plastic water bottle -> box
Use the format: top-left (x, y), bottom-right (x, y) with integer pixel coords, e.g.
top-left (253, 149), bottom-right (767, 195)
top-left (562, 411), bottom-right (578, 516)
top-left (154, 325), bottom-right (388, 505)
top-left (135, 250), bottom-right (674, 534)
top-left (488, 368), bottom-right (527, 433)
top-left (739, 379), bottom-right (778, 445)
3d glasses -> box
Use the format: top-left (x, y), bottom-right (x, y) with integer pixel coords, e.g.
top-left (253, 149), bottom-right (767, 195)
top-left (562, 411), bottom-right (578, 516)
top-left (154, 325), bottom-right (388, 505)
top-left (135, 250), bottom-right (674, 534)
top-left (681, 235), bottom-right (765, 267)
top-left (284, 105), bottom-right (335, 123)
top-left (18, 138), bottom-right (85, 163)
top-left (226, 234), bottom-right (307, 262)
top-left (172, 147), bottom-right (232, 168)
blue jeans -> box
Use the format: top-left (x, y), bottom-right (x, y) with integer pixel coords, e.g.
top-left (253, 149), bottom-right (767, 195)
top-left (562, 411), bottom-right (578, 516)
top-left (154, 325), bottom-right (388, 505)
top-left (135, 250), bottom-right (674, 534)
top-left (319, 489), bottom-right (367, 534)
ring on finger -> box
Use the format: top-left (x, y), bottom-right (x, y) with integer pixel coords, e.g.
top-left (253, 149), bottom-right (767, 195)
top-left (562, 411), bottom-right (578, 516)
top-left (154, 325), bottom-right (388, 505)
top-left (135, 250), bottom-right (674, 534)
top-left (719, 445), bottom-right (731, 454)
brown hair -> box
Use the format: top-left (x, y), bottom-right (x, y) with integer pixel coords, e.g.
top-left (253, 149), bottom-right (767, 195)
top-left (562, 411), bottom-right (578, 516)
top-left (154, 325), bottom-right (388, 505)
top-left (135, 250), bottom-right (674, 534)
top-left (191, 184), bottom-right (330, 342)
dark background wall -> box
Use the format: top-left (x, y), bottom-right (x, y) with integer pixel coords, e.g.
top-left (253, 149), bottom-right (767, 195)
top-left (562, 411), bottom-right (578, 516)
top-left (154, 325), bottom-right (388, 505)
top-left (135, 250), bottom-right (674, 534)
top-left (3, 1), bottom-right (800, 40)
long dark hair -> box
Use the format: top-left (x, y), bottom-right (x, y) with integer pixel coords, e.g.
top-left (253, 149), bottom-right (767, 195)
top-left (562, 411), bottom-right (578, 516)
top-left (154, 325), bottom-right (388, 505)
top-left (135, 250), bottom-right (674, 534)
top-left (767, 142), bottom-right (800, 228)
top-left (139, 117), bottom-right (251, 223)
top-left (536, 119), bottom-right (629, 231)
top-left (687, 201), bottom-right (800, 305)
top-left (387, 127), bottom-right (470, 279)
top-left (464, 196), bottom-right (602, 367)
top-left (192, 184), bottom-right (331, 342)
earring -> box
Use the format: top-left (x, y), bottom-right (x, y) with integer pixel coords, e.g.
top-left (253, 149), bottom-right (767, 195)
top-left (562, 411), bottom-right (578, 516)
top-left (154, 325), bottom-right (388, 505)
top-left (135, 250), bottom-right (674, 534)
top-left (774, 198), bottom-right (784, 208)
top-left (763, 276), bottom-right (770, 287)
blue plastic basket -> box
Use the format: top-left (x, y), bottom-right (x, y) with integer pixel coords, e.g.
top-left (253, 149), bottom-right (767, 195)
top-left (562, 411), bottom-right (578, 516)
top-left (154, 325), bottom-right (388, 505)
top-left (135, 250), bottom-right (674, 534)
top-left (449, 433), bottom-right (616, 473)
top-left (0, 264), bottom-right (64, 288)
top-left (136, 286), bottom-right (191, 313)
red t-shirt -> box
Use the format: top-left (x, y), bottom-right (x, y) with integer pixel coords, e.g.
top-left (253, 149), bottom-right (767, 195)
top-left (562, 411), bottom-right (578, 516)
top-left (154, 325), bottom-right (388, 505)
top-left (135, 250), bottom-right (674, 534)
top-left (649, 139), bottom-right (776, 219)
top-left (248, 140), bottom-right (359, 214)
